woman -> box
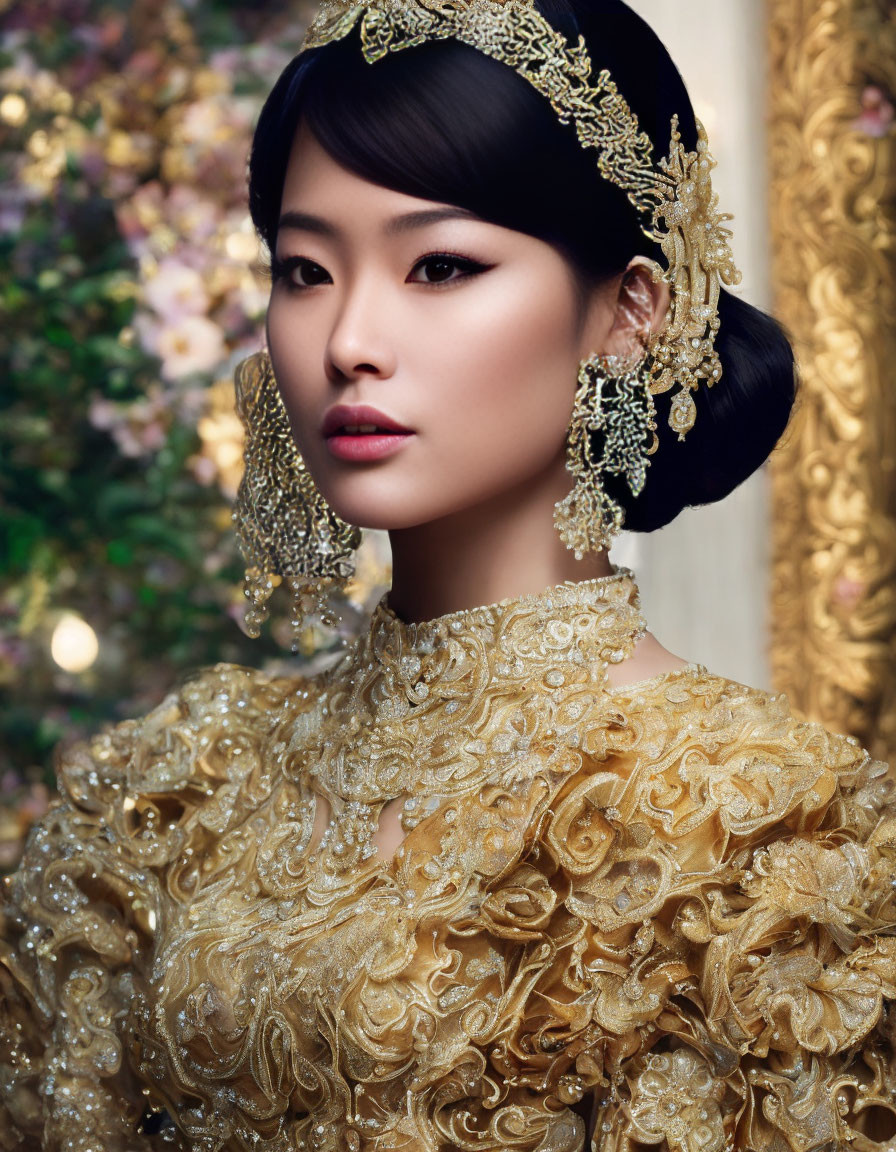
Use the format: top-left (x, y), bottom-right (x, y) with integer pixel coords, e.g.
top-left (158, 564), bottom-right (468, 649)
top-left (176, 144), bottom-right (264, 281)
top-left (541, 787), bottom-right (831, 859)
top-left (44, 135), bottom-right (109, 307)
top-left (3, 0), bottom-right (896, 1149)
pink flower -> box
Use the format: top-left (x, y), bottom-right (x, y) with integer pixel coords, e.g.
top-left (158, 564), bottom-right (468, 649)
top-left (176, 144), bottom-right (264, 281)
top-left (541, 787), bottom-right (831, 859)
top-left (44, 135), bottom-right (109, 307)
top-left (88, 395), bottom-right (120, 431)
top-left (242, 42), bottom-right (293, 80)
top-left (155, 314), bottom-right (227, 380)
top-left (215, 279), bottom-right (268, 338)
top-left (126, 47), bottom-right (165, 82)
top-left (176, 384), bottom-right (210, 423)
top-left (180, 98), bottom-right (251, 145)
top-left (168, 185), bottom-right (220, 242)
top-left (116, 180), bottom-right (164, 243)
top-left (853, 85), bottom-right (895, 138)
top-left (114, 418), bottom-right (167, 458)
top-left (833, 577), bottom-right (866, 609)
top-left (104, 167), bottom-right (140, 199)
top-left (133, 310), bottom-right (163, 356)
top-left (143, 257), bottom-right (210, 320)
top-left (191, 454), bottom-right (218, 486)
top-left (88, 387), bottom-right (173, 458)
top-left (208, 48), bottom-right (242, 77)
top-left (227, 601), bottom-right (251, 632)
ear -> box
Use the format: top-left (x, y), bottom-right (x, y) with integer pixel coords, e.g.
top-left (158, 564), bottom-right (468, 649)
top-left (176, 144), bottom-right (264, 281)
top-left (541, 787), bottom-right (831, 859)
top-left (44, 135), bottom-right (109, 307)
top-left (601, 257), bottom-right (671, 360)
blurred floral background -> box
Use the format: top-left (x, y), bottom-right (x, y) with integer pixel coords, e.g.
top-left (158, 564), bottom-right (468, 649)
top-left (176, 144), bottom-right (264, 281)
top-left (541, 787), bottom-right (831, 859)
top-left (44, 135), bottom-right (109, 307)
top-left (0, 0), bottom-right (391, 869)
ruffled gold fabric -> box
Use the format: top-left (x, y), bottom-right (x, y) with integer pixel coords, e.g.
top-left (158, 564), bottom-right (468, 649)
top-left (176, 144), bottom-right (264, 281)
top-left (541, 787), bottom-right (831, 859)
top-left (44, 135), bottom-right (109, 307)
top-left (3, 568), bottom-right (896, 1152)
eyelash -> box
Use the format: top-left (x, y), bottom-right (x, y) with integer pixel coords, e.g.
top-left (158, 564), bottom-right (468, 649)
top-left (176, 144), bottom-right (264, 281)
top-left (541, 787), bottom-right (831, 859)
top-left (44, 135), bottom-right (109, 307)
top-left (269, 252), bottom-right (490, 291)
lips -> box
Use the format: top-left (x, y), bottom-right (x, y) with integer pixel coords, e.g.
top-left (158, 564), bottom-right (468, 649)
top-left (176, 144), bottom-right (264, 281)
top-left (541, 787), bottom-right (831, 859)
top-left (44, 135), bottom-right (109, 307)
top-left (321, 404), bottom-right (413, 438)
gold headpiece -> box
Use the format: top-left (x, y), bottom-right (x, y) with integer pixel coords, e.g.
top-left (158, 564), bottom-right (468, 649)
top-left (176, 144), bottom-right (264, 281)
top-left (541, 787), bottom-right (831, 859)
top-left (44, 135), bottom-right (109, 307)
top-left (301, 0), bottom-right (742, 440)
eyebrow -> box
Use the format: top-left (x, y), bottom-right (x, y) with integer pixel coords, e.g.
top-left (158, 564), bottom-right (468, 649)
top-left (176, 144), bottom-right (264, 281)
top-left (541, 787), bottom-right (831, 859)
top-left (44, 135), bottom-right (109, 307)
top-left (277, 207), bottom-right (482, 236)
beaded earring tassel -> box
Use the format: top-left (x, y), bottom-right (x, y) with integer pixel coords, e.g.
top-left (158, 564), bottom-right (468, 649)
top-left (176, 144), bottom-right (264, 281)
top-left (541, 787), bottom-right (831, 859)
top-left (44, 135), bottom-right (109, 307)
top-left (232, 350), bottom-right (361, 651)
top-left (554, 353), bottom-right (658, 557)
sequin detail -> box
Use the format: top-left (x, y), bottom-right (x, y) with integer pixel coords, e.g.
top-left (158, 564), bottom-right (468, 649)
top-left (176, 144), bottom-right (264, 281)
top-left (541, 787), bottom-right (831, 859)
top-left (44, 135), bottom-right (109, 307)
top-left (295, 569), bottom-right (647, 877)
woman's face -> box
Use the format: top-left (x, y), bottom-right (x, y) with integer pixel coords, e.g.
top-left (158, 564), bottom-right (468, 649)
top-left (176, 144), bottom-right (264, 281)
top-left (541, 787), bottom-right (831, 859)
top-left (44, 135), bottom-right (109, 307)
top-left (266, 120), bottom-right (618, 531)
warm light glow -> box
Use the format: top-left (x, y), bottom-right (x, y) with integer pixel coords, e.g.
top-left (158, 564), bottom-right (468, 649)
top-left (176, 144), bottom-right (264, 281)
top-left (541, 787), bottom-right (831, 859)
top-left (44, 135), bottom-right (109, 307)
top-left (693, 100), bottom-right (719, 137)
top-left (0, 93), bottom-right (28, 127)
top-left (225, 231), bottom-right (259, 263)
top-left (50, 613), bottom-right (99, 673)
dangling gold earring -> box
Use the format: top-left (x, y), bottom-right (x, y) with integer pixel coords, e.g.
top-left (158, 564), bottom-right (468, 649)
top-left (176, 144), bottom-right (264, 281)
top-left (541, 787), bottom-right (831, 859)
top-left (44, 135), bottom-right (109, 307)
top-left (554, 351), bottom-right (658, 558)
top-left (232, 349), bottom-right (361, 649)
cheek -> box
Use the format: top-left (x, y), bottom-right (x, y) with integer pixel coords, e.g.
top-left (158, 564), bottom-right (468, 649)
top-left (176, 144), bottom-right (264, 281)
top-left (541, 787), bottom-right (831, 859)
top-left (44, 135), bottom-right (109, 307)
top-left (266, 296), bottom-right (326, 446)
top-left (261, 265), bottom-right (586, 530)
top-left (418, 275), bottom-right (579, 465)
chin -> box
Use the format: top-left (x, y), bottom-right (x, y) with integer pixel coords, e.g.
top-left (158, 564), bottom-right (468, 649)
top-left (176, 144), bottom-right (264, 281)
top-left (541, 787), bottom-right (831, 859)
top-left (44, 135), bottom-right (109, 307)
top-left (316, 494), bottom-right (425, 533)
top-left (310, 471), bottom-right (436, 532)
top-left (320, 488), bottom-right (468, 533)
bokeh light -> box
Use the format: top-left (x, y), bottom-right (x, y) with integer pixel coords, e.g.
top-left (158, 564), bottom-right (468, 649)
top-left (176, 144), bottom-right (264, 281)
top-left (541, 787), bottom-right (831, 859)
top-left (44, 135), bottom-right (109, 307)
top-left (50, 613), bottom-right (100, 673)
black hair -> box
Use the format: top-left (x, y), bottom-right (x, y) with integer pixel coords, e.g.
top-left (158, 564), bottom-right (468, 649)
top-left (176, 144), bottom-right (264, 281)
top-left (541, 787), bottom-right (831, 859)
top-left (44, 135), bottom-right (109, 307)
top-left (248, 0), bottom-right (797, 532)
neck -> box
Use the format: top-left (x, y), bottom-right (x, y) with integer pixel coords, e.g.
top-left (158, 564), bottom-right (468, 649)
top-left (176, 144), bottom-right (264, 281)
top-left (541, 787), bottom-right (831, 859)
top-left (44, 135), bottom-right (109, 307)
top-left (386, 453), bottom-right (614, 625)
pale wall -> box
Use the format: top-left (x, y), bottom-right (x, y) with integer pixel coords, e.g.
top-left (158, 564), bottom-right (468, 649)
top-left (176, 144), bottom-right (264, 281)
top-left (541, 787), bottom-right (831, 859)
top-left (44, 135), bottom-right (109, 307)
top-left (611, 0), bottom-right (773, 690)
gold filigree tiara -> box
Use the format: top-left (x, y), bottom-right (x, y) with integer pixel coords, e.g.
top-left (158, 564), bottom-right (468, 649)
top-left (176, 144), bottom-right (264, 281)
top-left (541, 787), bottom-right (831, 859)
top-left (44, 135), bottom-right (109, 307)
top-left (300, 0), bottom-right (742, 440)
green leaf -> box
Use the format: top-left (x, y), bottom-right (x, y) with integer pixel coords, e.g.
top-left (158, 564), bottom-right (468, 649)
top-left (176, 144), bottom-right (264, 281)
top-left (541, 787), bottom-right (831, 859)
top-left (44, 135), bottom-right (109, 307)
top-left (106, 541), bottom-right (134, 566)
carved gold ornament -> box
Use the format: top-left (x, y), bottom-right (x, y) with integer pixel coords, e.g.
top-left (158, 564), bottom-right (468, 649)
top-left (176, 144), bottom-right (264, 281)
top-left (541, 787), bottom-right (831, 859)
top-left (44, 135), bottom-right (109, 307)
top-left (768, 0), bottom-right (896, 766)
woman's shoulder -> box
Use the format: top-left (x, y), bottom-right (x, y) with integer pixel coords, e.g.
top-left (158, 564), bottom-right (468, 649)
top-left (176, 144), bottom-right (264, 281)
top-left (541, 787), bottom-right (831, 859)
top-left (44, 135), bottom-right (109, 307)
top-left (0, 661), bottom-right (318, 1145)
top-left (56, 660), bottom-right (313, 803)
top-left (597, 660), bottom-right (894, 846)
top-left (609, 658), bottom-right (866, 752)
top-left (543, 664), bottom-right (896, 1150)
top-left (2, 660), bottom-right (321, 976)
top-left (8, 661), bottom-right (320, 892)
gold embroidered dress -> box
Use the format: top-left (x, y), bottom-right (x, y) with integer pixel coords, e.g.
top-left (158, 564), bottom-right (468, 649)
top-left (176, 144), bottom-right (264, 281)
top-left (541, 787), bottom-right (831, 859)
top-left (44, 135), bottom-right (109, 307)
top-left (2, 568), bottom-right (896, 1152)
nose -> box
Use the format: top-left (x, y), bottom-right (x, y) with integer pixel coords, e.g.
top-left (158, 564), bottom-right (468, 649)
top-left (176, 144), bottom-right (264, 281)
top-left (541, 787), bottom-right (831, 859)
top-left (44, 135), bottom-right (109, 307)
top-left (325, 276), bottom-right (398, 384)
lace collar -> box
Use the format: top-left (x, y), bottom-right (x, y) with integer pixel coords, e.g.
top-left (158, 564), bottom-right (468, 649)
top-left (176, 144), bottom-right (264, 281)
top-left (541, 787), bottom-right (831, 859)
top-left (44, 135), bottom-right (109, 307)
top-left (299, 567), bottom-right (649, 851)
top-left (354, 566), bottom-right (648, 712)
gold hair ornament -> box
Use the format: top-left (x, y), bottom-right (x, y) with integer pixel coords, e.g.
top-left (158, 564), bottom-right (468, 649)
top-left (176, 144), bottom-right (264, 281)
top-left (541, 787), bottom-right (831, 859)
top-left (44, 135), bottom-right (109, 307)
top-left (301, 0), bottom-right (742, 441)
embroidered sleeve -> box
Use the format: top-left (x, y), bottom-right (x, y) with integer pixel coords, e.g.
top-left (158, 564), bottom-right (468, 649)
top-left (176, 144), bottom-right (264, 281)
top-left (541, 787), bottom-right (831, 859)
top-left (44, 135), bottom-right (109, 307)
top-left (0, 663), bottom-right (293, 1151)
top-left (1, 725), bottom-right (170, 1149)
top-left (540, 675), bottom-right (896, 1151)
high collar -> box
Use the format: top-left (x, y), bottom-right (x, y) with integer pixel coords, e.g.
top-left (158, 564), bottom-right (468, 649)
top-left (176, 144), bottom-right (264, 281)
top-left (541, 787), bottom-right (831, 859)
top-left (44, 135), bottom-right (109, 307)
top-left (302, 566), bottom-right (649, 824)
top-left (351, 566), bottom-right (648, 714)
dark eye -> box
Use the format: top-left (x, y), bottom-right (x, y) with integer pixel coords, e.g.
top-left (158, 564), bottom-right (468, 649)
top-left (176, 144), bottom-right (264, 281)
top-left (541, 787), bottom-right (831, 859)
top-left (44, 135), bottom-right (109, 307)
top-left (410, 254), bottom-right (486, 285)
top-left (296, 260), bottom-right (330, 287)
top-left (271, 256), bottom-right (331, 289)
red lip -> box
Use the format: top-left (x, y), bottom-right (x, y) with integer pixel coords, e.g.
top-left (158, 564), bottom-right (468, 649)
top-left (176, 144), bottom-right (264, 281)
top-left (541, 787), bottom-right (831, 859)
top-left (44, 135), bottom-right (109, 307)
top-left (321, 404), bottom-right (413, 438)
